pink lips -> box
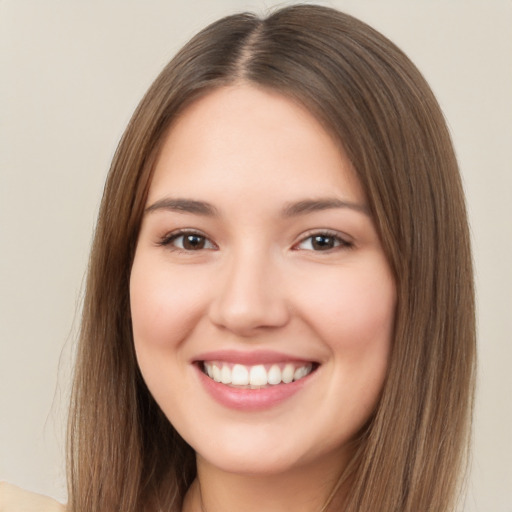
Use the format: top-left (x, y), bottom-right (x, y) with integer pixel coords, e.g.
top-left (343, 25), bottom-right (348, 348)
top-left (193, 350), bottom-right (317, 411)
top-left (194, 349), bottom-right (313, 366)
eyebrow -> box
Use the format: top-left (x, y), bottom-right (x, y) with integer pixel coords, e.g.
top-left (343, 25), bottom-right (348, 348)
top-left (145, 196), bottom-right (369, 217)
top-left (282, 198), bottom-right (370, 217)
top-left (145, 198), bottom-right (219, 216)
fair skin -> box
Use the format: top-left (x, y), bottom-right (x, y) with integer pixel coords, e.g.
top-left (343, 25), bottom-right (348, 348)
top-left (130, 84), bottom-right (396, 512)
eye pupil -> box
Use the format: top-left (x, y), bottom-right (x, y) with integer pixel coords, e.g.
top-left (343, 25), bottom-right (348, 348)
top-left (312, 235), bottom-right (334, 250)
top-left (183, 234), bottom-right (205, 250)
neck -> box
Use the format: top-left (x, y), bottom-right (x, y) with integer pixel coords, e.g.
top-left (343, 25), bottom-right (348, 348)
top-left (182, 453), bottom-right (350, 512)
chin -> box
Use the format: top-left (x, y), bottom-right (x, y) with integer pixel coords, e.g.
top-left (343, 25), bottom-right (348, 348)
top-left (198, 449), bottom-right (312, 477)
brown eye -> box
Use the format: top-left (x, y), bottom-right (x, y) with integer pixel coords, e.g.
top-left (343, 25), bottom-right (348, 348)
top-left (296, 232), bottom-right (351, 252)
top-left (161, 231), bottom-right (215, 251)
top-left (182, 234), bottom-right (207, 250)
top-left (311, 235), bottom-right (336, 250)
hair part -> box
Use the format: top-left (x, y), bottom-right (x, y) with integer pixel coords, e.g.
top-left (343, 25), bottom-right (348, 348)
top-left (68, 5), bottom-right (475, 512)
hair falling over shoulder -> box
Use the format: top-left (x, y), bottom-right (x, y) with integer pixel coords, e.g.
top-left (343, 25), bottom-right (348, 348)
top-left (67, 5), bottom-right (476, 512)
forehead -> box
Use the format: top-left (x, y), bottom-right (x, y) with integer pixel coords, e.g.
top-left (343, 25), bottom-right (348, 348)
top-left (147, 84), bottom-right (365, 208)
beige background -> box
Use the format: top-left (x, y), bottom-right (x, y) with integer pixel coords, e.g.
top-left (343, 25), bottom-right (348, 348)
top-left (1, 1), bottom-right (511, 510)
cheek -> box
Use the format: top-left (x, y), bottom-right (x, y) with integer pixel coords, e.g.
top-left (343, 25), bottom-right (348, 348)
top-left (296, 262), bottom-right (395, 419)
top-left (129, 256), bottom-right (207, 349)
top-left (129, 255), bottom-right (209, 417)
top-left (297, 263), bottom-right (396, 351)
top-left (336, 281), bottom-right (395, 348)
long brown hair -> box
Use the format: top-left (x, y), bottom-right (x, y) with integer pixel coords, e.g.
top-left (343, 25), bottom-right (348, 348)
top-left (68, 5), bottom-right (475, 511)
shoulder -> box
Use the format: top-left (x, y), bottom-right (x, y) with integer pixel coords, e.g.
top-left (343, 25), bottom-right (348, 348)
top-left (0, 482), bottom-right (66, 512)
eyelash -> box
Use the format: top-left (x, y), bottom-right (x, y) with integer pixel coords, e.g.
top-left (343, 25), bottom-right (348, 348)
top-left (157, 229), bottom-right (217, 253)
top-left (294, 230), bottom-right (353, 252)
top-left (157, 229), bottom-right (353, 253)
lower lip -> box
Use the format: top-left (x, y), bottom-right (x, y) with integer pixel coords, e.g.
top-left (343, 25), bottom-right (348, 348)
top-left (195, 365), bottom-right (312, 411)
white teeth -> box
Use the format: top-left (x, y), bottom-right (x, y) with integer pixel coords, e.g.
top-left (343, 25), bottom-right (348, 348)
top-left (231, 364), bottom-right (249, 385)
top-left (294, 366), bottom-right (308, 380)
top-left (249, 365), bottom-right (267, 386)
top-left (282, 363), bottom-right (295, 384)
top-left (221, 365), bottom-right (231, 384)
top-left (267, 364), bottom-right (282, 385)
top-left (203, 361), bottom-right (314, 387)
top-left (212, 364), bottom-right (221, 382)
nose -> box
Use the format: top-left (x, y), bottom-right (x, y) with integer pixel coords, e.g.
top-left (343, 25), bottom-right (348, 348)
top-left (208, 248), bottom-right (290, 336)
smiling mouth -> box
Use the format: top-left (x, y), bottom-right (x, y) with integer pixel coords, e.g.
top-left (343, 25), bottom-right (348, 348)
top-left (199, 361), bottom-right (318, 389)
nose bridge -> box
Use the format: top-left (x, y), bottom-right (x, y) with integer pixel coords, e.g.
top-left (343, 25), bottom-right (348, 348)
top-left (209, 243), bottom-right (289, 335)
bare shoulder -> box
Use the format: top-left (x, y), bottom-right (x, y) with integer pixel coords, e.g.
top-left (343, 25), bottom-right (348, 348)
top-left (0, 482), bottom-right (66, 512)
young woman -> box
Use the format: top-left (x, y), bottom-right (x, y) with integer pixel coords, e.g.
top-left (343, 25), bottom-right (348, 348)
top-left (1, 4), bottom-right (476, 512)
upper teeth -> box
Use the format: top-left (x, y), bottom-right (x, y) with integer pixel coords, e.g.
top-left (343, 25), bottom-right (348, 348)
top-left (203, 362), bottom-right (313, 387)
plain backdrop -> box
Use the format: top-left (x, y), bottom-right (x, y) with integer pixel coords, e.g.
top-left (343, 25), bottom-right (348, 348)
top-left (1, 1), bottom-right (511, 510)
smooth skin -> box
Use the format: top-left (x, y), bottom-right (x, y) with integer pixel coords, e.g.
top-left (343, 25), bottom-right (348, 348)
top-left (130, 84), bottom-right (396, 512)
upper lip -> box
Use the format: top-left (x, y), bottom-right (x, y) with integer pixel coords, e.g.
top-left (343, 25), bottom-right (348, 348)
top-left (193, 349), bottom-right (317, 366)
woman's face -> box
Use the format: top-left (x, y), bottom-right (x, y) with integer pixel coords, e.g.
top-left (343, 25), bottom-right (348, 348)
top-left (130, 85), bottom-right (396, 477)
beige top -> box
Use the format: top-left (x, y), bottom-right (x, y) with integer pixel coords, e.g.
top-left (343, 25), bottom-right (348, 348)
top-left (0, 482), bottom-right (66, 512)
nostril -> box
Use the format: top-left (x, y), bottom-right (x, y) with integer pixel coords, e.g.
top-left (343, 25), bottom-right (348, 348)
top-left (208, 295), bottom-right (290, 335)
